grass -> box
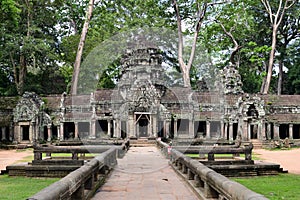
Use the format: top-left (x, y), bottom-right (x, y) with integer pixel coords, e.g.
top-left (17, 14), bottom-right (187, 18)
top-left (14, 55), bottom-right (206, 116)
top-left (42, 153), bottom-right (100, 158)
top-left (0, 175), bottom-right (59, 200)
top-left (232, 174), bottom-right (300, 200)
top-left (186, 152), bottom-right (262, 160)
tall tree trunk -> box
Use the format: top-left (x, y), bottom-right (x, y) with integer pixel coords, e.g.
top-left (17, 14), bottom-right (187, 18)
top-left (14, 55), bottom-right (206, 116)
top-left (277, 60), bottom-right (283, 95)
top-left (260, 0), bottom-right (295, 94)
top-left (263, 26), bottom-right (277, 94)
top-left (173, 0), bottom-right (208, 88)
top-left (70, 0), bottom-right (94, 95)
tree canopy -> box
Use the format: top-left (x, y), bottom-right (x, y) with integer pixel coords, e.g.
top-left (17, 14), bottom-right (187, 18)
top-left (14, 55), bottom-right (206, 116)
top-left (0, 0), bottom-right (299, 96)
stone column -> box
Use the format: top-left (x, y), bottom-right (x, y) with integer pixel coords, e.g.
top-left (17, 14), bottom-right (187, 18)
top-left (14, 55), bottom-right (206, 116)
top-left (114, 119), bottom-right (121, 138)
top-left (228, 123), bottom-right (233, 141)
top-left (189, 119), bottom-right (194, 138)
top-left (243, 120), bottom-right (248, 141)
top-left (47, 125), bottom-right (52, 142)
top-left (89, 120), bottom-right (96, 139)
top-left (274, 123), bottom-right (280, 140)
top-left (248, 123), bottom-right (251, 140)
top-left (29, 124), bottom-right (33, 142)
top-left (57, 126), bottom-right (61, 140)
top-left (261, 120), bottom-right (266, 140)
top-left (1, 127), bottom-right (6, 141)
top-left (206, 121), bottom-right (211, 139)
top-left (165, 120), bottom-right (170, 138)
top-left (220, 121), bottom-right (225, 139)
top-left (74, 122), bottom-right (79, 139)
top-left (147, 115), bottom-right (151, 137)
top-left (152, 115), bottom-right (157, 137)
top-left (174, 119), bottom-right (178, 138)
top-left (9, 123), bottom-right (13, 141)
top-left (107, 120), bottom-right (111, 138)
top-left (60, 122), bottom-right (64, 141)
top-left (128, 115), bottom-right (134, 137)
top-left (266, 123), bottom-right (271, 140)
top-left (289, 124), bottom-right (293, 140)
top-left (224, 123), bottom-right (228, 140)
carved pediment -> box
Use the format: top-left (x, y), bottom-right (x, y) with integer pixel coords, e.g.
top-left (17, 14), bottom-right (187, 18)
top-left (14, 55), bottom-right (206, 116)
top-left (13, 92), bottom-right (43, 122)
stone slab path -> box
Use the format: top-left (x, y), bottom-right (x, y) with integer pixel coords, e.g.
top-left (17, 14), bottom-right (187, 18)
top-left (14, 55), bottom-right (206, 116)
top-left (92, 147), bottom-right (198, 200)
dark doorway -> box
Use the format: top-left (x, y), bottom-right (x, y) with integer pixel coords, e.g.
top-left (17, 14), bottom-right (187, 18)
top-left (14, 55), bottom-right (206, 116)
top-left (250, 124), bottom-right (258, 139)
top-left (177, 119), bottom-right (189, 135)
top-left (293, 124), bottom-right (300, 139)
top-left (22, 125), bottom-right (30, 140)
top-left (279, 124), bottom-right (289, 139)
top-left (233, 123), bottom-right (238, 140)
top-left (136, 114), bottom-right (149, 138)
top-left (64, 122), bottom-right (75, 139)
top-left (194, 121), bottom-right (206, 138)
top-left (79, 122), bottom-right (89, 139)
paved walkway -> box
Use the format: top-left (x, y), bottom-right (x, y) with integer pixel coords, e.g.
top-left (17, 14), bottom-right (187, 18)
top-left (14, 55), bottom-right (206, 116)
top-left (92, 147), bottom-right (198, 200)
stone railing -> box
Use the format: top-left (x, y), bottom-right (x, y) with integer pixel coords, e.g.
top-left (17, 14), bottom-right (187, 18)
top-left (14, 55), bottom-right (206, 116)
top-left (27, 140), bottom-right (130, 200)
top-left (157, 141), bottom-right (268, 200)
top-left (173, 143), bottom-right (253, 161)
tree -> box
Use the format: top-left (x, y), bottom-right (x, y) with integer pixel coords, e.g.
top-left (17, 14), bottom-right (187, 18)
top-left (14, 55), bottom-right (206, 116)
top-left (70, 0), bottom-right (94, 95)
top-left (260, 0), bottom-right (296, 94)
top-left (276, 1), bottom-right (300, 94)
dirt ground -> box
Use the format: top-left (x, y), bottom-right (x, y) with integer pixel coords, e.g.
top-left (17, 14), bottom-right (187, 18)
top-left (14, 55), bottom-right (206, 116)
top-left (0, 149), bottom-right (33, 172)
top-left (254, 148), bottom-right (300, 174)
top-left (0, 148), bottom-right (299, 175)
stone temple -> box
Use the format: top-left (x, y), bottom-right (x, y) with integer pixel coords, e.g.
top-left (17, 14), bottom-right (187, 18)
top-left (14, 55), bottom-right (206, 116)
top-left (1, 43), bottom-right (300, 147)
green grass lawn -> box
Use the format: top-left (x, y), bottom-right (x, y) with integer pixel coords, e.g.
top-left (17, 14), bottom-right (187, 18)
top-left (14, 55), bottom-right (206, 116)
top-left (0, 175), bottom-right (59, 200)
top-left (232, 174), bottom-right (300, 200)
top-left (186, 152), bottom-right (261, 160)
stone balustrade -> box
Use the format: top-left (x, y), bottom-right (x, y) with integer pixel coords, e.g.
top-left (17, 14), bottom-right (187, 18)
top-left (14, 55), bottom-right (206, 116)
top-left (27, 146), bottom-right (118, 200)
top-left (157, 140), bottom-right (268, 200)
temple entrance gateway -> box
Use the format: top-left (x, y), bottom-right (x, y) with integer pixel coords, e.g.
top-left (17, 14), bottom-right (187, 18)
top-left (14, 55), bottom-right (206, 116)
top-left (135, 113), bottom-right (151, 138)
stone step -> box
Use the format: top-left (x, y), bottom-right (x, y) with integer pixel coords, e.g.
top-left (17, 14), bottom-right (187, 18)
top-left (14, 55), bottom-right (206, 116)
top-left (129, 139), bottom-right (156, 147)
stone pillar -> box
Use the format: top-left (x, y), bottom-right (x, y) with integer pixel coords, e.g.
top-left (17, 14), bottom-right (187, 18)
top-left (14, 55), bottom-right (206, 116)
top-left (174, 119), bottom-right (178, 138)
top-left (74, 122), bottom-right (79, 139)
top-left (148, 115), bottom-right (152, 137)
top-left (89, 120), bottom-right (96, 139)
top-left (224, 123), bottom-right (228, 140)
top-left (128, 115), bottom-right (134, 137)
top-left (152, 115), bottom-right (157, 137)
top-left (243, 120), bottom-right (248, 141)
top-left (60, 122), bottom-right (64, 141)
top-left (57, 126), bottom-right (61, 140)
top-left (289, 124), bottom-right (293, 140)
top-left (189, 119), bottom-right (194, 138)
top-left (228, 122), bottom-right (233, 141)
top-left (248, 123), bottom-right (251, 140)
top-left (165, 120), bottom-right (170, 138)
top-left (261, 120), bottom-right (266, 140)
top-left (107, 120), bottom-right (111, 138)
top-left (266, 123), bottom-right (271, 140)
top-left (274, 123), bottom-right (280, 140)
top-left (47, 125), bottom-right (52, 142)
top-left (114, 119), bottom-right (121, 138)
top-left (1, 127), bottom-right (6, 141)
top-left (206, 121), bottom-right (210, 139)
top-left (29, 124), bottom-right (33, 142)
top-left (220, 121), bottom-right (224, 139)
top-left (9, 123), bottom-right (13, 141)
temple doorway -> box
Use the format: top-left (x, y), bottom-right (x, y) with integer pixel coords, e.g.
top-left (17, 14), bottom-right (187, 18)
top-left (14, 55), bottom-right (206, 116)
top-left (135, 113), bottom-right (150, 138)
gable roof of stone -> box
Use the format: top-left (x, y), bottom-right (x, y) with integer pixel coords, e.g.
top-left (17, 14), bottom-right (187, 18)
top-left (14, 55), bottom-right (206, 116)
top-left (260, 95), bottom-right (300, 106)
